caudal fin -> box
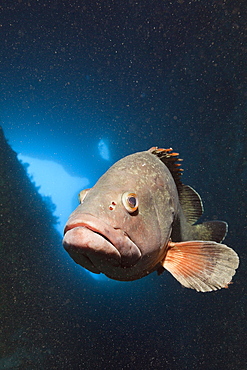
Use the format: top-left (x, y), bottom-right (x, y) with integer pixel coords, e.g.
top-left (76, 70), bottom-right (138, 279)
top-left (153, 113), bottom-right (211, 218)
top-left (162, 241), bottom-right (239, 292)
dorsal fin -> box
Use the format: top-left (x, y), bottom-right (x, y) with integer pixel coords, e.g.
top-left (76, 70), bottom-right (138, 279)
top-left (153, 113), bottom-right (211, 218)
top-left (148, 147), bottom-right (183, 189)
top-left (149, 147), bottom-right (203, 224)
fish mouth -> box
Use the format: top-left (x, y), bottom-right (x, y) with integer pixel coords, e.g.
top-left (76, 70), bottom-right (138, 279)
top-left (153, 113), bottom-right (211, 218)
top-left (63, 213), bottom-right (141, 273)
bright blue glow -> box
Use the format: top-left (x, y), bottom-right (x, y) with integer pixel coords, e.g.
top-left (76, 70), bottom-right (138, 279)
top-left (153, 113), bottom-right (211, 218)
top-left (17, 154), bottom-right (116, 284)
top-left (98, 138), bottom-right (110, 161)
top-left (18, 154), bottom-right (89, 235)
top-left (87, 271), bottom-right (113, 282)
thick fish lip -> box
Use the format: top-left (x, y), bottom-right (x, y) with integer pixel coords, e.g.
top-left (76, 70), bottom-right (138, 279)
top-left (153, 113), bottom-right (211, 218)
top-left (63, 213), bottom-right (142, 268)
top-left (63, 225), bottom-right (121, 273)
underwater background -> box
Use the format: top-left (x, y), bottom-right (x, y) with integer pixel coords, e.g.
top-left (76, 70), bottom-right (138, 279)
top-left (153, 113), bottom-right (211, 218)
top-left (0, 1), bottom-right (246, 369)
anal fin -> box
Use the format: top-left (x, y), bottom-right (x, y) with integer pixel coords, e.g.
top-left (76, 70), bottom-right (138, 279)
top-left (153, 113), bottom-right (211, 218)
top-left (162, 240), bottom-right (239, 292)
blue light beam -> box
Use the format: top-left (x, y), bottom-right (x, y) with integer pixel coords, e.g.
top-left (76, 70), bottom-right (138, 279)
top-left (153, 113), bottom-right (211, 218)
top-left (18, 154), bottom-right (89, 236)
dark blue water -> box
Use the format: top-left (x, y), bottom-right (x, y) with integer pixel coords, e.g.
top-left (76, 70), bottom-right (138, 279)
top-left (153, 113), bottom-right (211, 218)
top-left (1, 1), bottom-right (246, 369)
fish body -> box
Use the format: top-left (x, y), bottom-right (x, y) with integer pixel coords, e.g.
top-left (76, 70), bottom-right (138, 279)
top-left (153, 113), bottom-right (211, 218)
top-left (63, 148), bottom-right (239, 292)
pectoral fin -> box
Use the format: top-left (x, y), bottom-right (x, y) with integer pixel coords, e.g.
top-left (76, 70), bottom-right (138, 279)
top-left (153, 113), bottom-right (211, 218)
top-left (162, 241), bottom-right (239, 292)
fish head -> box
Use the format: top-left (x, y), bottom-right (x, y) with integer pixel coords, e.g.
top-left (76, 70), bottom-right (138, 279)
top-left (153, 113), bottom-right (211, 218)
top-left (63, 151), bottom-right (179, 281)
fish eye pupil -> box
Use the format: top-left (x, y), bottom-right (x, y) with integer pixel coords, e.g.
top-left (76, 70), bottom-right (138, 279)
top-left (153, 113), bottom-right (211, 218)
top-left (128, 196), bottom-right (136, 208)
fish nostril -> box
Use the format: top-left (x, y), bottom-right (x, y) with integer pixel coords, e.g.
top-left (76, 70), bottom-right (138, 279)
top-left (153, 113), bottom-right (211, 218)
top-left (109, 201), bottom-right (116, 211)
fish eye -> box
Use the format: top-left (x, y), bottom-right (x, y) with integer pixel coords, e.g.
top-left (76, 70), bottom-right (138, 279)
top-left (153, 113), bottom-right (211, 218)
top-left (122, 192), bottom-right (138, 213)
top-left (78, 188), bottom-right (90, 203)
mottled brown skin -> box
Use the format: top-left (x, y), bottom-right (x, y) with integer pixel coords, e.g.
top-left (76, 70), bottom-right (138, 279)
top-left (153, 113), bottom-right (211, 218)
top-left (63, 150), bottom-right (180, 281)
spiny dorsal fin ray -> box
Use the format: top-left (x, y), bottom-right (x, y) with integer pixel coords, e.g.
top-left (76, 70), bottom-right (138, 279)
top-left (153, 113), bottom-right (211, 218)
top-left (148, 147), bottom-right (183, 189)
